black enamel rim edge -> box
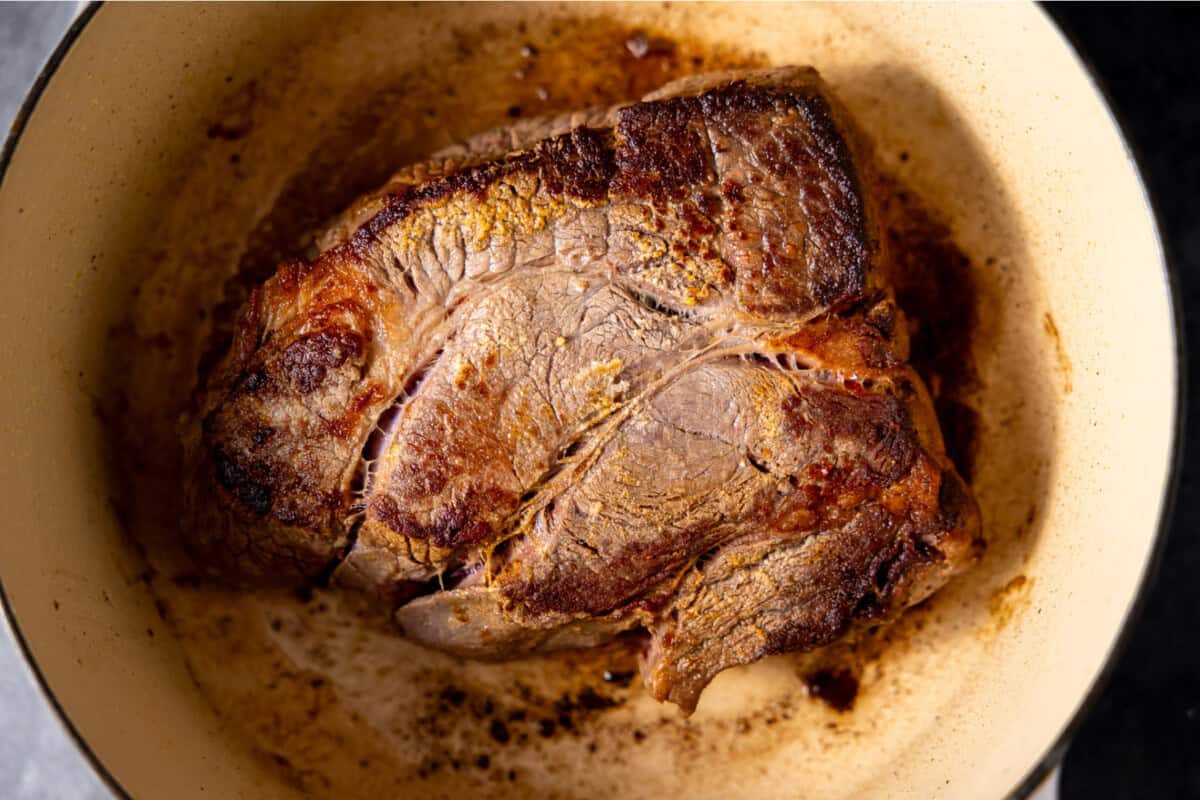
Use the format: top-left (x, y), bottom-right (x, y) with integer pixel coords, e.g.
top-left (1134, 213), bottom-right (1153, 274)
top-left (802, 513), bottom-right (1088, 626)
top-left (1003, 5), bottom-right (1188, 800)
top-left (0, 4), bottom-right (132, 800)
top-left (0, 4), bottom-right (1185, 800)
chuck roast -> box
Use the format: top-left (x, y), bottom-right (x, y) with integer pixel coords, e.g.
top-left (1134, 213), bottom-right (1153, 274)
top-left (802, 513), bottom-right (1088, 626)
top-left (188, 67), bottom-right (981, 712)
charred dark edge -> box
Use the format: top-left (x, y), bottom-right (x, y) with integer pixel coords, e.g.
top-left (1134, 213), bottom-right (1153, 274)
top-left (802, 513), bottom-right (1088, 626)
top-left (777, 89), bottom-right (874, 309)
top-left (347, 125), bottom-right (618, 257)
top-left (341, 76), bottom-right (871, 280)
top-left (350, 148), bottom-right (541, 252)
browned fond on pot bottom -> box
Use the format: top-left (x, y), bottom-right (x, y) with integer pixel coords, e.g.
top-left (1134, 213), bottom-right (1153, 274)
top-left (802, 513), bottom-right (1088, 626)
top-left (0, 4), bottom-right (1174, 800)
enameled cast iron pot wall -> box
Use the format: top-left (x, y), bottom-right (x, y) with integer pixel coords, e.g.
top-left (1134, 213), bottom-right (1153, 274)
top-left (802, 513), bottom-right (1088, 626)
top-left (0, 4), bottom-right (1177, 799)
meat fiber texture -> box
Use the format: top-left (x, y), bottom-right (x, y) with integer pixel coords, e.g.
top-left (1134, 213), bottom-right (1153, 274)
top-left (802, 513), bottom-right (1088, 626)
top-left (187, 67), bottom-right (982, 712)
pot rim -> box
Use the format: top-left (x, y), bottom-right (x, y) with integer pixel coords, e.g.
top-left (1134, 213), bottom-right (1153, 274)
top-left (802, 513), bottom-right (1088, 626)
top-left (1003, 6), bottom-right (1186, 796)
top-left (0, 4), bottom-right (1183, 799)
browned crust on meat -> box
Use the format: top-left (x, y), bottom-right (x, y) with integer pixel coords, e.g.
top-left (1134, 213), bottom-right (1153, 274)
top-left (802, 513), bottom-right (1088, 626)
top-left (188, 66), bottom-right (980, 712)
top-left (187, 253), bottom-right (394, 582)
top-left (192, 67), bottom-right (881, 581)
top-left (497, 372), bottom-right (932, 620)
top-left (339, 69), bottom-right (873, 316)
top-left (644, 463), bottom-right (981, 712)
top-left (349, 125), bottom-right (618, 254)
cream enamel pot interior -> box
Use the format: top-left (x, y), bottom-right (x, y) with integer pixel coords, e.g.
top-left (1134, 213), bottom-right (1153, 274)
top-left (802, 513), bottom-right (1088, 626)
top-left (0, 4), bottom-right (1179, 799)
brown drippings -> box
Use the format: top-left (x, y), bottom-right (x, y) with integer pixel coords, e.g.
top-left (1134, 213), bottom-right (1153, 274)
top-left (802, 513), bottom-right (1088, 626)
top-left (934, 398), bottom-right (981, 483)
top-left (206, 81), bottom-right (257, 141)
top-left (988, 574), bottom-right (1033, 630)
top-left (804, 667), bottom-right (861, 713)
top-left (1043, 312), bottom-right (1073, 394)
top-left (786, 595), bottom-right (940, 714)
top-left (878, 176), bottom-right (981, 480)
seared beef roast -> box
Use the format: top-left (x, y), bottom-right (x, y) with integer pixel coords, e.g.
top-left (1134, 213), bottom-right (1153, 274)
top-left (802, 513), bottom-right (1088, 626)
top-left (189, 67), bottom-right (981, 712)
